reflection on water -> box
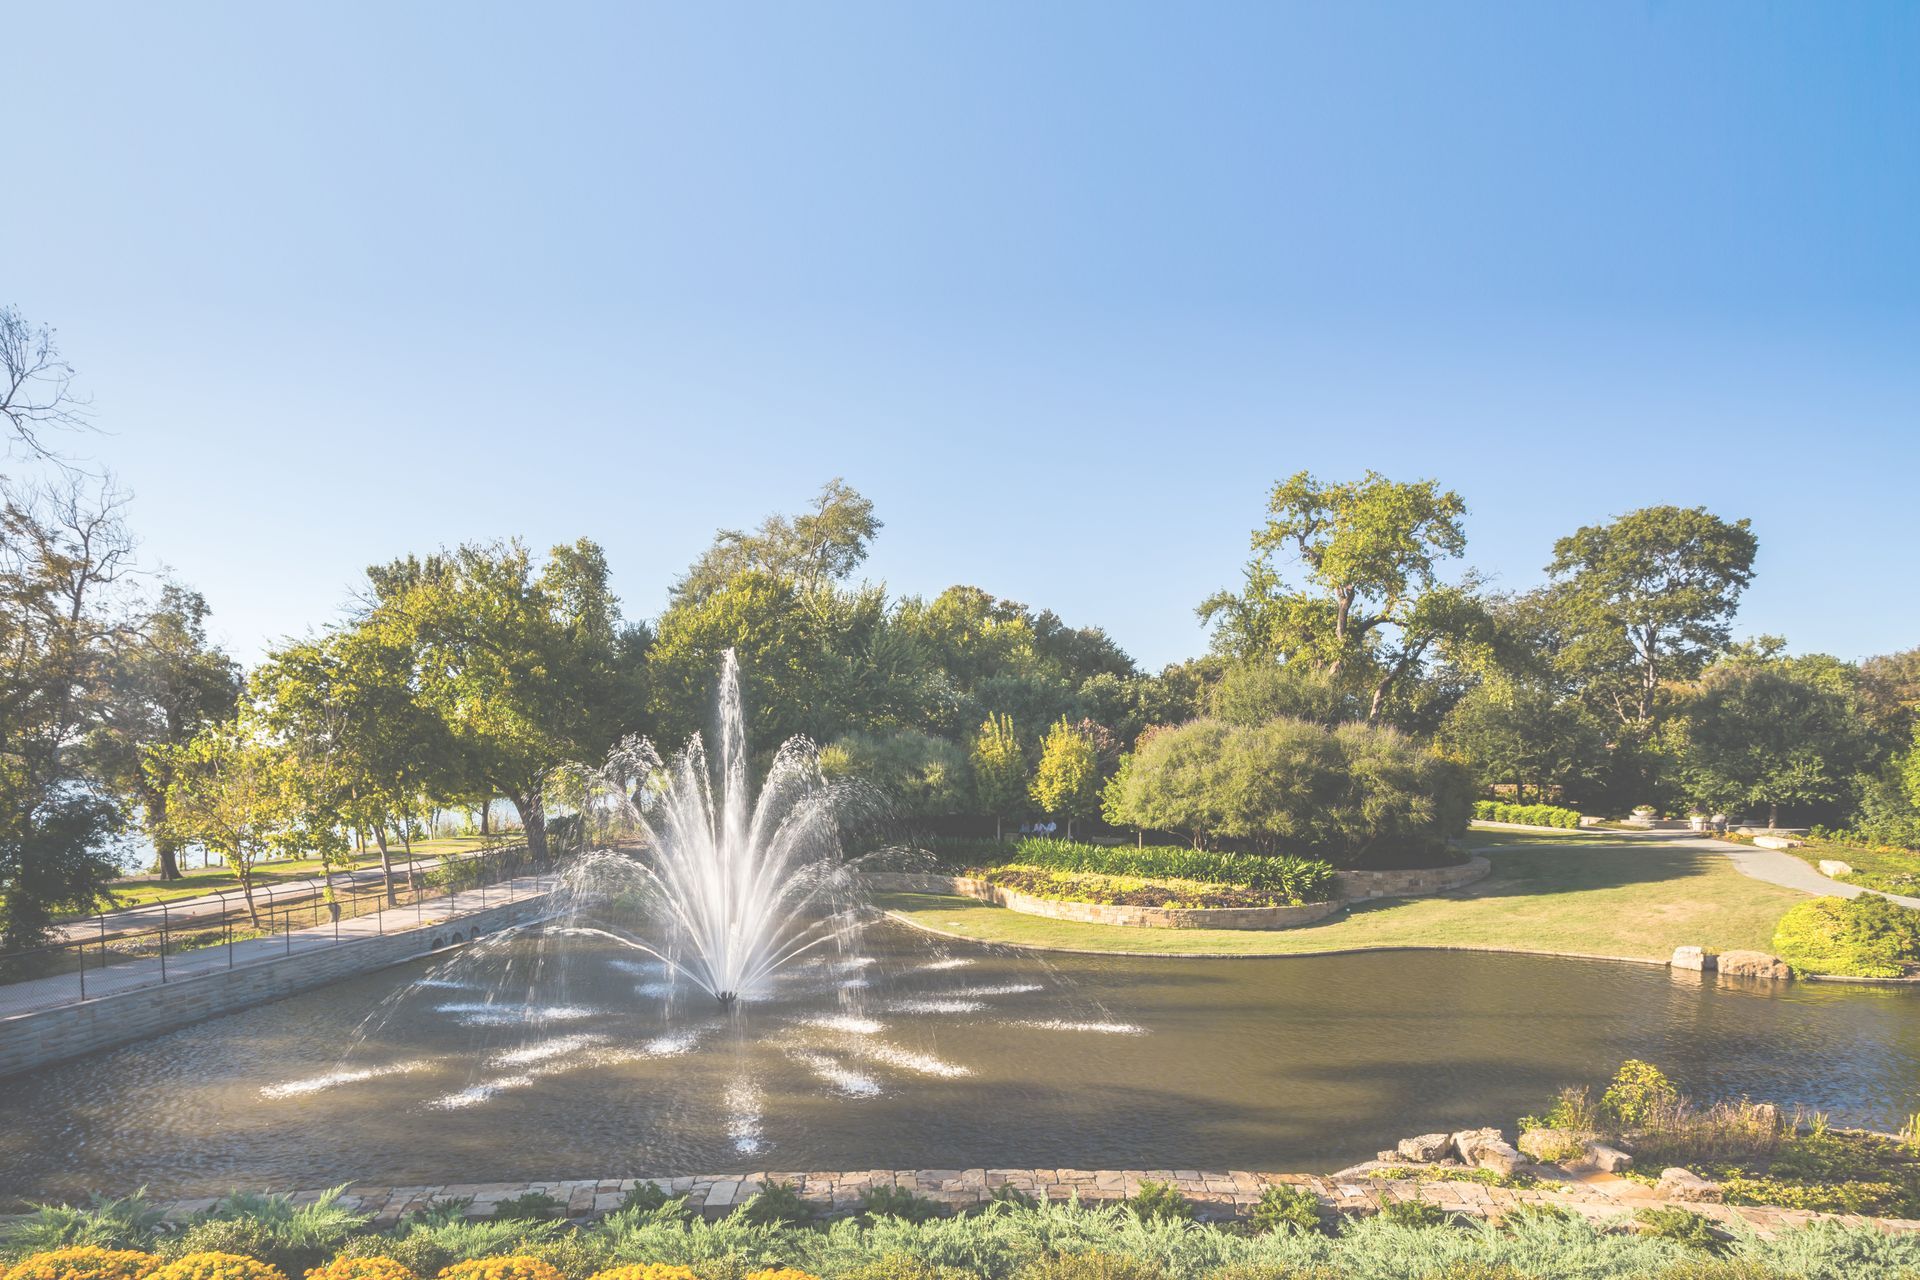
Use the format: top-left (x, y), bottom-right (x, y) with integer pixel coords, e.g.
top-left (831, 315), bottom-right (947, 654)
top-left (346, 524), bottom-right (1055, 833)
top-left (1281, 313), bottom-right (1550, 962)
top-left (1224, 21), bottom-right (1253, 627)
top-left (2, 920), bottom-right (1917, 1200)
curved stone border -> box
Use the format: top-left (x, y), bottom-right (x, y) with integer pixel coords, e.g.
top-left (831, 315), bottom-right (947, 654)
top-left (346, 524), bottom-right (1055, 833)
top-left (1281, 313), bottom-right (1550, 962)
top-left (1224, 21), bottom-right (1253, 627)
top-left (865, 858), bottom-right (1488, 931)
top-left (138, 1170), bottom-right (1920, 1237)
top-left (865, 872), bottom-right (1340, 930)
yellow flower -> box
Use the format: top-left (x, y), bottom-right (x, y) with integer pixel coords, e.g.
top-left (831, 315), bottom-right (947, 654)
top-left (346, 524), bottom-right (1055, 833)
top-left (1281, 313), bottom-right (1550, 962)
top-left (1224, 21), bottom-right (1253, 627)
top-left (4, 1247), bottom-right (162, 1280)
top-left (304, 1261), bottom-right (418, 1280)
top-left (150, 1255), bottom-right (287, 1280)
top-left (745, 1270), bottom-right (822, 1280)
top-left (436, 1260), bottom-right (563, 1280)
top-left (585, 1267), bottom-right (701, 1280)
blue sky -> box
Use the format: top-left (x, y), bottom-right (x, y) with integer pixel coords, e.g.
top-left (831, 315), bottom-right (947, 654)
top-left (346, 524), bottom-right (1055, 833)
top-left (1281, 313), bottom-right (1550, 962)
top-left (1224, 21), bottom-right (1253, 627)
top-left (6, 2), bottom-right (1916, 670)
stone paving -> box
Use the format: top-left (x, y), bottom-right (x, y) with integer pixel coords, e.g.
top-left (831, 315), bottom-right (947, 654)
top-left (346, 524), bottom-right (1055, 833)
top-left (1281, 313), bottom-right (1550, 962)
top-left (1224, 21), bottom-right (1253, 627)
top-left (147, 1169), bottom-right (1920, 1237)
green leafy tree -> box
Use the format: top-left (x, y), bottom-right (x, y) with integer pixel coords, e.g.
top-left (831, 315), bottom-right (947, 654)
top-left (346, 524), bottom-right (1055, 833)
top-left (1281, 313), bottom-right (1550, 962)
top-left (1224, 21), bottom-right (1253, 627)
top-left (154, 720), bottom-right (300, 926)
top-left (673, 478), bottom-right (880, 603)
top-left (1858, 647), bottom-right (1920, 751)
top-left (969, 714), bottom-right (1026, 839)
top-left (1208, 660), bottom-right (1360, 727)
top-left (1198, 470), bottom-right (1476, 723)
top-left (1029, 717), bottom-right (1100, 838)
top-left (818, 728), bottom-right (970, 818)
top-left (1439, 676), bottom-right (1607, 804)
top-left (1674, 656), bottom-right (1869, 827)
top-left (1545, 505), bottom-right (1759, 728)
top-left (93, 584), bottom-right (242, 880)
top-left (370, 538), bottom-right (645, 859)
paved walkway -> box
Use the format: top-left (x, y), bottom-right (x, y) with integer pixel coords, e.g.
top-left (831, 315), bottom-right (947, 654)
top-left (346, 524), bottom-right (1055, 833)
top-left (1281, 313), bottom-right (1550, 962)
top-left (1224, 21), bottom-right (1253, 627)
top-left (0, 873), bottom-right (559, 1017)
top-left (1604, 828), bottom-right (1920, 909)
top-left (140, 1168), bottom-right (1920, 1238)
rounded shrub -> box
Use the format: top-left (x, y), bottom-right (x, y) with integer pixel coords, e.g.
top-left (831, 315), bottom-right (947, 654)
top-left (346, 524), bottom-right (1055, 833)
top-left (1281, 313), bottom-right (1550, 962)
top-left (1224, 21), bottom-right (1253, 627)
top-left (586, 1268), bottom-right (698, 1280)
top-left (436, 1261), bottom-right (564, 1280)
top-left (151, 1254), bottom-right (289, 1280)
top-left (1773, 895), bottom-right (1920, 978)
top-left (1014, 1255), bottom-right (1167, 1280)
top-left (303, 1261), bottom-right (418, 1280)
top-left (836, 1257), bottom-right (974, 1280)
top-left (4, 1248), bottom-right (162, 1280)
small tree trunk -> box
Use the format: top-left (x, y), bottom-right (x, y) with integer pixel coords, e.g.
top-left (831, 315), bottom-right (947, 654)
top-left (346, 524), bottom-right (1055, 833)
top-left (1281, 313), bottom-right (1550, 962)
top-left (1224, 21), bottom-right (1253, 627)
top-left (372, 826), bottom-right (396, 905)
top-left (155, 837), bottom-right (183, 882)
top-left (516, 793), bottom-right (548, 860)
top-left (479, 799), bottom-right (490, 836)
top-left (1769, 803), bottom-right (1778, 830)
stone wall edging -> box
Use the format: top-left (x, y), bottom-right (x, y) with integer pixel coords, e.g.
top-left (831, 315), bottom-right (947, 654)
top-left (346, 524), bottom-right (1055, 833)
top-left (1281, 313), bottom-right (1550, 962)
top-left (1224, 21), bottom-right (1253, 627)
top-left (867, 856), bottom-right (1488, 930)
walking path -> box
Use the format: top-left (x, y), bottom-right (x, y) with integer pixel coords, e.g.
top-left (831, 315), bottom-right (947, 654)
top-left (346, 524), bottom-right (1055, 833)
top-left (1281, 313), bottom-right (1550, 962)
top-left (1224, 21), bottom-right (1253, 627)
top-left (137, 1168), bottom-right (1920, 1238)
top-left (0, 872), bottom-right (560, 1017)
top-left (1591, 828), bottom-right (1920, 909)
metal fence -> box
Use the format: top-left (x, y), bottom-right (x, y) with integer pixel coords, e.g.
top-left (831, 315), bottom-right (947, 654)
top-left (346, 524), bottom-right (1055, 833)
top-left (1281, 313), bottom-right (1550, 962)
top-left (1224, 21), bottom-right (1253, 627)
top-left (0, 842), bottom-right (558, 1016)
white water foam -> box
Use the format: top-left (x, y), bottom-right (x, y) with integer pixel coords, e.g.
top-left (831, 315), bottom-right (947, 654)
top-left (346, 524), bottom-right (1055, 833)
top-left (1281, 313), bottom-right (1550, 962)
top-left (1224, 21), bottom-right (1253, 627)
top-left (790, 1050), bottom-right (880, 1097)
top-left (260, 1059), bottom-right (433, 1099)
top-left (799, 1013), bottom-right (884, 1035)
top-left (1019, 1019), bottom-right (1146, 1035)
top-left (884, 997), bottom-right (985, 1014)
top-left (489, 1034), bottom-right (607, 1067)
top-left (851, 1041), bottom-right (971, 1078)
top-left (434, 1002), bottom-right (602, 1026)
top-left (946, 982), bottom-right (1044, 997)
top-left (919, 957), bottom-right (972, 971)
top-left (725, 1078), bottom-right (765, 1154)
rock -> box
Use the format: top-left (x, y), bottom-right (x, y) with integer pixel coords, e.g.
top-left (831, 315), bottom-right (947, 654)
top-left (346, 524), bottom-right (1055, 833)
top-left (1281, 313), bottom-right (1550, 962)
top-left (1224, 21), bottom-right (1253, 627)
top-left (1752, 834), bottom-right (1804, 850)
top-left (1818, 859), bottom-right (1853, 878)
top-left (1670, 946), bottom-right (1716, 972)
top-left (1396, 1132), bottom-right (1454, 1162)
top-left (1518, 1128), bottom-right (1588, 1164)
top-left (1585, 1142), bottom-right (1633, 1173)
top-left (1716, 950), bottom-right (1793, 981)
top-left (1451, 1127), bottom-right (1523, 1175)
top-left (1657, 1167), bottom-right (1724, 1203)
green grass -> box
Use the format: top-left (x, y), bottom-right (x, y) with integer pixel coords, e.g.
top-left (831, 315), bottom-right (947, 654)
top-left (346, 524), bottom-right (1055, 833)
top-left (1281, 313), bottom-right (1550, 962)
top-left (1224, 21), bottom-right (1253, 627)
top-left (86, 836), bottom-right (504, 912)
top-left (876, 831), bottom-right (1807, 960)
top-left (1771, 834), bottom-right (1920, 897)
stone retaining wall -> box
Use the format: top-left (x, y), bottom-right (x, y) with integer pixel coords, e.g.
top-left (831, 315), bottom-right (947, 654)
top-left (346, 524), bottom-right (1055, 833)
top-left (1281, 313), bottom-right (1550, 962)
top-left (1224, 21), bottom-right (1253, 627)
top-left (0, 897), bottom-right (549, 1078)
top-left (145, 1169), bottom-right (1920, 1238)
top-left (865, 858), bottom-right (1490, 929)
top-left (1336, 857), bottom-right (1491, 899)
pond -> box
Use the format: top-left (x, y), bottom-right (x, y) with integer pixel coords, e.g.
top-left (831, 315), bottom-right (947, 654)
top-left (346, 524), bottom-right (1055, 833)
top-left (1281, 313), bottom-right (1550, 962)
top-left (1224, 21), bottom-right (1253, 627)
top-left (3, 921), bottom-right (1917, 1200)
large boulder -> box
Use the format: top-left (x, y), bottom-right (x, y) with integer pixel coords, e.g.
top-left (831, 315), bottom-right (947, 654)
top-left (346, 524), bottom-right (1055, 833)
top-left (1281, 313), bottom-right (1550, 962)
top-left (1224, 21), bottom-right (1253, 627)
top-left (1585, 1142), bottom-right (1634, 1173)
top-left (1518, 1128), bottom-right (1588, 1164)
top-left (1451, 1127), bottom-right (1523, 1175)
top-left (1657, 1167), bottom-right (1724, 1203)
top-left (1717, 950), bottom-right (1793, 981)
top-left (1396, 1132), bottom-right (1454, 1162)
top-left (1818, 859), bottom-right (1853, 878)
top-left (1670, 946), bottom-right (1716, 972)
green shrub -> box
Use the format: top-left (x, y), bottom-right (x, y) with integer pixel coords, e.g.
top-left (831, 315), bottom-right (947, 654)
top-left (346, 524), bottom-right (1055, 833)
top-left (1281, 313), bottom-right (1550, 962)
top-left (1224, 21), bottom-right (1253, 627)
top-left (989, 1185), bottom-right (1039, 1209)
top-left (1248, 1186), bottom-right (1321, 1235)
top-left (613, 1185), bottom-right (691, 1221)
top-left (1634, 1208), bottom-right (1723, 1253)
top-left (493, 1192), bottom-right (569, 1222)
top-left (1600, 1059), bottom-right (1680, 1129)
top-left (735, 1182), bottom-right (811, 1227)
top-left (0, 1192), bottom-right (168, 1255)
top-left (1376, 1197), bottom-right (1454, 1229)
top-left (1472, 800), bottom-right (1583, 829)
top-left (516, 1232), bottom-right (613, 1280)
top-left (1773, 895), bottom-right (1920, 978)
top-left (860, 1186), bottom-right (943, 1223)
top-left (1120, 1182), bottom-right (1194, 1223)
top-left (165, 1188), bottom-right (368, 1275)
top-left (840, 1255), bottom-right (978, 1280)
top-left (1015, 1253), bottom-right (1167, 1280)
top-left (1004, 840), bottom-right (1338, 903)
top-left (1651, 1261), bottom-right (1788, 1280)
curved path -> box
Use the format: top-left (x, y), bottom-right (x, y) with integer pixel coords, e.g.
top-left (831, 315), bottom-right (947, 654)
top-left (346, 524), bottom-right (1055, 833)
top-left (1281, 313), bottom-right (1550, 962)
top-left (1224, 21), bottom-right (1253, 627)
top-left (1592, 828), bottom-right (1920, 909)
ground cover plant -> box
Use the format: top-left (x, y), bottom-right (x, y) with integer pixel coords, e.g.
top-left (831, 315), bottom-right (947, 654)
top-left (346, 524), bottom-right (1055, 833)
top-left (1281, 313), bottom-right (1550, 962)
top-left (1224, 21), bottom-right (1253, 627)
top-left (1794, 830), bottom-right (1920, 897)
top-left (981, 868), bottom-right (1317, 910)
top-left (989, 843), bottom-right (1338, 901)
top-left (9, 1194), bottom-right (1920, 1280)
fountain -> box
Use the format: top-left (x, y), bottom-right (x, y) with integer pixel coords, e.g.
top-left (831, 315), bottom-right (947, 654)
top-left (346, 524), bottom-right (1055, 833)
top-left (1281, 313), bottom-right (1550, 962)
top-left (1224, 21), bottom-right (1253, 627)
top-left (556, 648), bottom-right (869, 1006)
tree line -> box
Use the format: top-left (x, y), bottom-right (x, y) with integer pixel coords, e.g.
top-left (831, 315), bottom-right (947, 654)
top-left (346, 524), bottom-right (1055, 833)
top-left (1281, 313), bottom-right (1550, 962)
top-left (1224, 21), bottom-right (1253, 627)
top-left (3, 306), bottom-right (1916, 952)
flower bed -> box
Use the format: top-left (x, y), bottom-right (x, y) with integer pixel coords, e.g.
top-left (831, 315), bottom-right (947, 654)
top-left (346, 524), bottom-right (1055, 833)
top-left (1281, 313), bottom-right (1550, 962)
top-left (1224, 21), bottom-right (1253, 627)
top-left (981, 866), bottom-right (1305, 909)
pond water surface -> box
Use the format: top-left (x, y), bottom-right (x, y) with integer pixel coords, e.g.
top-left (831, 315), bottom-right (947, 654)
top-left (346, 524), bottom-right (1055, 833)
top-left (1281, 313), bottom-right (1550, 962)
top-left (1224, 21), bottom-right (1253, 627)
top-left (3, 922), bottom-right (1917, 1199)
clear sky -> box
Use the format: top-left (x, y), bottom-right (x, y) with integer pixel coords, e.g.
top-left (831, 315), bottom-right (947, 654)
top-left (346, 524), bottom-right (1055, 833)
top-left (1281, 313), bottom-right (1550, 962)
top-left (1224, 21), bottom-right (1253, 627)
top-left (6, 3), bottom-right (1916, 671)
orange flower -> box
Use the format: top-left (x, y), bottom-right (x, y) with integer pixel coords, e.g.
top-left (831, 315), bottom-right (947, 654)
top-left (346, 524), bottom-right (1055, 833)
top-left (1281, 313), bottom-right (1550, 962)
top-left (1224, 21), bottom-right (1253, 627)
top-left (3, 1247), bottom-right (162, 1280)
top-left (304, 1261), bottom-right (418, 1280)
top-left (435, 1260), bottom-right (563, 1280)
top-left (150, 1255), bottom-right (287, 1280)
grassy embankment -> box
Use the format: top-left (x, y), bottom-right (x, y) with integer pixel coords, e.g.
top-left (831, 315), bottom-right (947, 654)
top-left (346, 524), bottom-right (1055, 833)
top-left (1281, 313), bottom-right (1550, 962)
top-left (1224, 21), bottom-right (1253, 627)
top-left (876, 830), bottom-right (1807, 960)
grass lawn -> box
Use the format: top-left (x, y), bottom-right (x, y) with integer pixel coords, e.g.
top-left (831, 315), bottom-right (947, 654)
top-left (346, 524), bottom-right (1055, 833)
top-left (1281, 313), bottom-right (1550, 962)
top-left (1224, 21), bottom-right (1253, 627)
top-left (875, 831), bottom-right (1808, 961)
top-left (86, 835), bottom-right (505, 912)
top-left (1766, 834), bottom-right (1920, 897)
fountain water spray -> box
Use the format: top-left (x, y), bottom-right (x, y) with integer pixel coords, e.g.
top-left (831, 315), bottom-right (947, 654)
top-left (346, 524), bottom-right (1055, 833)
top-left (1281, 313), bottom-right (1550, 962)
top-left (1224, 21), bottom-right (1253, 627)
top-left (561, 649), bottom-right (866, 1004)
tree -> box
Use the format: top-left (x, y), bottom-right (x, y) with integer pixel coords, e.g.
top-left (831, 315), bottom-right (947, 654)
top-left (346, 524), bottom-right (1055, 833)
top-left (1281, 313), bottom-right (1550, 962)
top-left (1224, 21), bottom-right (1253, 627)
top-left (1, 305), bottom-right (90, 461)
top-left (93, 585), bottom-right (242, 879)
top-left (673, 478), bottom-right (880, 603)
top-left (1209, 660), bottom-right (1361, 727)
top-left (1674, 657), bottom-right (1869, 827)
top-left (1858, 647), bottom-right (1920, 748)
top-left (1546, 505), bottom-right (1759, 728)
top-left (371, 538), bottom-right (644, 859)
top-left (648, 570), bottom-right (838, 748)
top-left (818, 729), bottom-right (970, 819)
top-left (1030, 717), bottom-right (1100, 838)
top-left (154, 720), bottom-right (297, 926)
top-left (1439, 676), bottom-right (1607, 804)
top-left (969, 714), bottom-right (1026, 839)
top-left (253, 619), bottom-right (458, 901)
top-left (1198, 470), bottom-right (1474, 723)
top-left (0, 479), bottom-right (137, 951)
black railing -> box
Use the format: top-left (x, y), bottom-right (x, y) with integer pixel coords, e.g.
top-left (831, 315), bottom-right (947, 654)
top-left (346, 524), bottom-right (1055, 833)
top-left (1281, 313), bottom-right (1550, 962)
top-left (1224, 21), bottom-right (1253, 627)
top-left (0, 841), bottom-right (558, 1016)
